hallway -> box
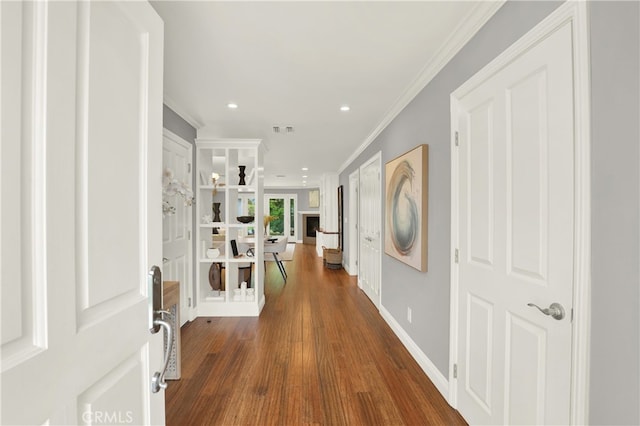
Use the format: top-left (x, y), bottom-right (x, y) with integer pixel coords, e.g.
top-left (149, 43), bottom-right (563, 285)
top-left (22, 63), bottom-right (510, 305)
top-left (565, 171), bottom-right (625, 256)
top-left (166, 243), bottom-right (465, 425)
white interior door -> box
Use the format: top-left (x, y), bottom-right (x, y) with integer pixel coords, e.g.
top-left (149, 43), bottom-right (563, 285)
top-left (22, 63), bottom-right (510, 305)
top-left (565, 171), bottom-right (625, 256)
top-left (358, 153), bottom-right (381, 307)
top-left (163, 131), bottom-right (193, 326)
top-left (348, 170), bottom-right (359, 275)
top-left (1, 2), bottom-right (165, 424)
top-left (452, 21), bottom-right (575, 425)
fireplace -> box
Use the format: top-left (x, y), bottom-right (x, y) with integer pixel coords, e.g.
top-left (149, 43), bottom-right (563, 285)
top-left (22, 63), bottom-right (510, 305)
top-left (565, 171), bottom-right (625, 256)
top-left (302, 214), bottom-right (320, 245)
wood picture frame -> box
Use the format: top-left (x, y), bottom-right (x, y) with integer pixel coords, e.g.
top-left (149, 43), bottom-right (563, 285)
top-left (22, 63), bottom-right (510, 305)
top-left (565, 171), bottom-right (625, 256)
top-left (384, 144), bottom-right (428, 272)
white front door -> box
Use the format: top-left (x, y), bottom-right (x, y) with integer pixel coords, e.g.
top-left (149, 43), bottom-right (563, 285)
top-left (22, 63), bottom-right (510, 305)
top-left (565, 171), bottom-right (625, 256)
top-left (358, 153), bottom-right (382, 307)
top-left (163, 130), bottom-right (193, 326)
top-left (452, 18), bottom-right (578, 425)
top-left (1, 2), bottom-right (165, 424)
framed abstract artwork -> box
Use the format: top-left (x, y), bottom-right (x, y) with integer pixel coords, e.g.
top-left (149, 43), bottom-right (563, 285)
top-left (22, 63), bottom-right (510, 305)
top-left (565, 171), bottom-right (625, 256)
top-left (384, 144), bottom-right (428, 272)
top-left (309, 189), bottom-right (320, 208)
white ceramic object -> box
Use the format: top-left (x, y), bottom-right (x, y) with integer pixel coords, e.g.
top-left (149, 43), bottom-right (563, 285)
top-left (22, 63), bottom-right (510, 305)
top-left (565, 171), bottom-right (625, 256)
top-left (206, 248), bottom-right (220, 259)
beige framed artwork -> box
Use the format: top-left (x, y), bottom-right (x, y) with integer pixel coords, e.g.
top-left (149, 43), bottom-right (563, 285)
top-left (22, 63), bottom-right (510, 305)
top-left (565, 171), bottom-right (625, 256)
top-left (384, 144), bottom-right (428, 271)
top-left (309, 189), bottom-right (319, 208)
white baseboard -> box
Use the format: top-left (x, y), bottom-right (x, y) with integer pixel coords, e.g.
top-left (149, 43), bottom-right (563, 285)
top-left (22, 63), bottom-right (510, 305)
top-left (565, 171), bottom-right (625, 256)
top-left (379, 305), bottom-right (449, 400)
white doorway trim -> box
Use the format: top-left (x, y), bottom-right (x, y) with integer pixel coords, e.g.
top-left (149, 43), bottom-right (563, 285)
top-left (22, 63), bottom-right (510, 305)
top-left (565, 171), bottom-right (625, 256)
top-left (448, 2), bottom-right (591, 424)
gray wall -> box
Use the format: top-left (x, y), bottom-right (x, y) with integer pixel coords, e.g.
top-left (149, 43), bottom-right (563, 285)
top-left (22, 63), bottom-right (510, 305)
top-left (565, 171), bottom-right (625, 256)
top-left (265, 187), bottom-right (320, 212)
top-left (339, 1), bottom-right (639, 424)
top-left (589, 2), bottom-right (640, 425)
top-left (163, 104), bottom-right (197, 143)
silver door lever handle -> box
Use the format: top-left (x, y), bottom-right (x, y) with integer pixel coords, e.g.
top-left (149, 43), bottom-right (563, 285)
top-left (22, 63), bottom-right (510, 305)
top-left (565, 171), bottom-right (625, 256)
top-left (151, 311), bottom-right (173, 393)
top-left (527, 302), bottom-right (565, 320)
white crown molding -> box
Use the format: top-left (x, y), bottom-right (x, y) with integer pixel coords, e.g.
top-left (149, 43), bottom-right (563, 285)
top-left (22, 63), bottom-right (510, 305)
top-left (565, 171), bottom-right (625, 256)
top-left (337, 0), bottom-right (506, 174)
top-left (163, 95), bottom-right (204, 130)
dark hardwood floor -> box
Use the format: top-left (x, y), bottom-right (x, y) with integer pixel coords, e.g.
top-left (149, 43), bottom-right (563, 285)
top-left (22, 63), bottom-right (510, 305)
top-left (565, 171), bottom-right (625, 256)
top-left (166, 243), bottom-right (466, 425)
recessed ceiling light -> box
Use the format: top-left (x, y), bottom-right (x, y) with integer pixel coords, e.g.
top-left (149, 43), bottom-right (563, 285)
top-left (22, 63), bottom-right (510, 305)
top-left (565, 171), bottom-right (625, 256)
top-left (340, 105), bottom-right (350, 112)
top-left (227, 103), bottom-right (238, 109)
top-left (302, 175), bottom-right (308, 178)
top-left (302, 167), bottom-right (308, 171)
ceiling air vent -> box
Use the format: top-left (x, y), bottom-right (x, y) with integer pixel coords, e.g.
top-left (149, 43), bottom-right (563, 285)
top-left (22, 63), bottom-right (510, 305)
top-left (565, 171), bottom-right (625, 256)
top-left (272, 125), bottom-right (294, 134)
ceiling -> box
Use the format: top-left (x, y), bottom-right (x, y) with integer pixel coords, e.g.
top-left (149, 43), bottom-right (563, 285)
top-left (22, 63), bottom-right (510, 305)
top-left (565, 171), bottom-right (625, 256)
top-left (151, 1), bottom-right (502, 188)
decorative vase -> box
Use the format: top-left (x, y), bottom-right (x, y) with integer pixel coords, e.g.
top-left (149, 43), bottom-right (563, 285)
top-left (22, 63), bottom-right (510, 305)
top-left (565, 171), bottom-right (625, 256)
top-left (206, 248), bottom-right (220, 259)
top-left (238, 165), bottom-right (246, 185)
top-left (212, 202), bottom-right (221, 222)
top-left (208, 263), bottom-right (221, 291)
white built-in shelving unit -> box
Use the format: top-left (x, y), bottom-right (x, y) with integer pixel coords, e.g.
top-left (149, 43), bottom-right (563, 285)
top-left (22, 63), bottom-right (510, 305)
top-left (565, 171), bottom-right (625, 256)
top-left (195, 139), bottom-right (264, 316)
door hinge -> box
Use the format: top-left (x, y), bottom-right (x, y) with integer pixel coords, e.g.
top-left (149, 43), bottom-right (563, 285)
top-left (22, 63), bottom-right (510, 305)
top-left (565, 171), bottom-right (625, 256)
top-left (187, 163), bottom-right (192, 173)
top-left (453, 363), bottom-right (458, 379)
top-left (188, 297), bottom-right (192, 307)
top-left (454, 248), bottom-right (459, 263)
top-left (454, 131), bottom-right (459, 147)
top-left (187, 230), bottom-right (191, 240)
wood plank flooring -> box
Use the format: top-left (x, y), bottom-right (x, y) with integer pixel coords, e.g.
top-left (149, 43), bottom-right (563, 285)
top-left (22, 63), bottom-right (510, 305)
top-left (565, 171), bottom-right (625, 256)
top-left (166, 243), bottom-right (466, 425)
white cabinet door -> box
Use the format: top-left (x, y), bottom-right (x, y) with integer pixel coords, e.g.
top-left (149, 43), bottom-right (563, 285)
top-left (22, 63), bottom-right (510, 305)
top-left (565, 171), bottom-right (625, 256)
top-left (453, 21), bottom-right (575, 425)
top-left (358, 153), bottom-right (382, 307)
top-left (163, 131), bottom-right (193, 326)
top-left (1, 2), bottom-right (165, 424)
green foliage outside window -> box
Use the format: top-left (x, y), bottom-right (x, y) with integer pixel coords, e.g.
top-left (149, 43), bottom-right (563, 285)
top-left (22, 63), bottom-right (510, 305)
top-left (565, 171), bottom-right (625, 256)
top-left (269, 199), bottom-right (284, 235)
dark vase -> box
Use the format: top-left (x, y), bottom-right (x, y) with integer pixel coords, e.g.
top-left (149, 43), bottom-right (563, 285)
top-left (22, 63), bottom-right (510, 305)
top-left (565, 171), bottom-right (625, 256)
top-left (238, 165), bottom-right (246, 185)
top-left (212, 202), bottom-right (221, 222)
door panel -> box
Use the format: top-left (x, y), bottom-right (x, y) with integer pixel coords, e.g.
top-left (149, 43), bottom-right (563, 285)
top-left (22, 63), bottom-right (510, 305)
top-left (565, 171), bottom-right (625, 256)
top-left (0, 1), bottom-right (47, 369)
top-left (504, 313), bottom-right (546, 425)
top-left (1, 2), bottom-right (165, 424)
top-left (507, 69), bottom-right (549, 280)
top-left (163, 133), bottom-right (193, 326)
top-left (348, 170), bottom-right (359, 275)
top-left (468, 101), bottom-right (494, 267)
top-left (79, 0), bottom-right (148, 323)
top-left (465, 294), bottom-right (493, 414)
top-left (358, 154), bottom-right (381, 306)
top-left (454, 23), bottom-right (574, 425)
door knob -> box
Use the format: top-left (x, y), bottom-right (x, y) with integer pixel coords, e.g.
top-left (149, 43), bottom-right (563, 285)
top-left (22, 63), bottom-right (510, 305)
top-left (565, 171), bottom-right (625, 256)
top-left (527, 302), bottom-right (565, 320)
